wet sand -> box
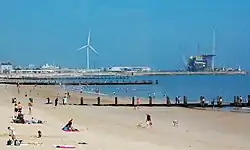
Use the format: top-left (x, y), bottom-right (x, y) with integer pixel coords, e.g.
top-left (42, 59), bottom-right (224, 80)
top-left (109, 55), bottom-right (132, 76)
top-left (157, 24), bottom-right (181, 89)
top-left (0, 85), bottom-right (250, 150)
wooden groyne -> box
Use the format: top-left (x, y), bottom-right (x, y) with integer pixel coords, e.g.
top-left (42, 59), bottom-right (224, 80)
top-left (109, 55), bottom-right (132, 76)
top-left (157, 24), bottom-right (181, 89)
top-left (0, 80), bottom-right (155, 85)
top-left (45, 95), bottom-right (250, 109)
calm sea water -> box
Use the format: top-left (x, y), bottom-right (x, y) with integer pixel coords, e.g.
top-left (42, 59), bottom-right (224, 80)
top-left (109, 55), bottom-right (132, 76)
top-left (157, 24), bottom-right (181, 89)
top-left (64, 75), bottom-right (250, 103)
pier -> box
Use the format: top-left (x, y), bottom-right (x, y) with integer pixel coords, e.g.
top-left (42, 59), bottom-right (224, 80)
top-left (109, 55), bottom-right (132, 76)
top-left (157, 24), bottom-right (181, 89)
top-left (0, 75), bottom-right (130, 80)
top-left (0, 80), bottom-right (154, 85)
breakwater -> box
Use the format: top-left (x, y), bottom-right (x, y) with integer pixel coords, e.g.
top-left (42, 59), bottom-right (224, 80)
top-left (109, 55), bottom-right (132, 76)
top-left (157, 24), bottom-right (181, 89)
top-left (44, 95), bottom-right (250, 108)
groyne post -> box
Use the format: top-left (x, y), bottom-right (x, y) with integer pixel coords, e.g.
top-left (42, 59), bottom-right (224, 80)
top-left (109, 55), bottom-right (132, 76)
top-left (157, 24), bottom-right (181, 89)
top-left (200, 96), bottom-right (205, 107)
top-left (149, 96), bottom-right (152, 105)
top-left (236, 96), bottom-right (240, 106)
top-left (114, 97), bottom-right (118, 105)
top-left (166, 96), bottom-right (171, 106)
top-left (234, 96), bottom-right (237, 106)
top-left (131, 97), bottom-right (135, 105)
top-left (97, 97), bottom-right (100, 106)
top-left (183, 96), bottom-right (187, 107)
top-left (80, 97), bottom-right (84, 105)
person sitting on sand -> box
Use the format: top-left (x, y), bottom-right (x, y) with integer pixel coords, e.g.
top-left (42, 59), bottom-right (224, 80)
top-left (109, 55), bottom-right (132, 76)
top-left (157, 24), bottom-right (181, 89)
top-left (12, 112), bottom-right (25, 124)
top-left (146, 113), bottom-right (152, 127)
top-left (62, 119), bottom-right (78, 131)
top-left (7, 127), bottom-right (16, 141)
top-left (63, 119), bottom-right (73, 131)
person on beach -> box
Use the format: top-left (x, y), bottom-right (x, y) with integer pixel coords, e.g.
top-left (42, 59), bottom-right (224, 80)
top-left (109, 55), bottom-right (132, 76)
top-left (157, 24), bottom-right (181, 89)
top-left (54, 97), bottom-right (58, 107)
top-left (63, 96), bottom-right (67, 105)
top-left (28, 100), bottom-right (33, 115)
top-left (17, 102), bottom-right (22, 113)
top-left (7, 127), bottom-right (16, 141)
top-left (14, 103), bottom-right (18, 116)
top-left (136, 97), bottom-right (140, 109)
top-left (146, 113), bottom-right (152, 127)
top-left (62, 119), bottom-right (78, 131)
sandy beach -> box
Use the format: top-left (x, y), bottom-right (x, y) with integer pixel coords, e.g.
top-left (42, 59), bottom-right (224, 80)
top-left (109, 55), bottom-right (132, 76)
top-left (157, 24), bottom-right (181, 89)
top-left (0, 85), bottom-right (250, 150)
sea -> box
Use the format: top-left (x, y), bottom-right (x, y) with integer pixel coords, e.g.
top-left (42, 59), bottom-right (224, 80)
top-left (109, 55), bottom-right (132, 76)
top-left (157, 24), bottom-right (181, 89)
top-left (62, 75), bottom-right (250, 103)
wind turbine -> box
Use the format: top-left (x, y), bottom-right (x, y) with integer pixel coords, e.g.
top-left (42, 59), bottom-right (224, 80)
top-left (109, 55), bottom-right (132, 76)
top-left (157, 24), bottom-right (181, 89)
top-left (77, 30), bottom-right (99, 70)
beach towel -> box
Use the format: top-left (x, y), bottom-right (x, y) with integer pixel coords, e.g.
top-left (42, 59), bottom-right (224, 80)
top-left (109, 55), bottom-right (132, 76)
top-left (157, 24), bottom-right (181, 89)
top-left (55, 145), bottom-right (76, 148)
top-left (62, 126), bottom-right (79, 132)
top-left (63, 130), bottom-right (79, 132)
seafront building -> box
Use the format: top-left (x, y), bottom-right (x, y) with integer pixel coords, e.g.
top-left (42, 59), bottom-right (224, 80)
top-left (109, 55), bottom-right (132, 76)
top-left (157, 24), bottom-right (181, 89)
top-left (0, 61), bottom-right (151, 76)
top-left (0, 62), bottom-right (13, 74)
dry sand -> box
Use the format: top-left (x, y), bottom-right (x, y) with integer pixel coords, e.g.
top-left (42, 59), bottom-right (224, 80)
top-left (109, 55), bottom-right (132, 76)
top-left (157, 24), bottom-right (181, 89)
top-left (0, 85), bottom-right (250, 150)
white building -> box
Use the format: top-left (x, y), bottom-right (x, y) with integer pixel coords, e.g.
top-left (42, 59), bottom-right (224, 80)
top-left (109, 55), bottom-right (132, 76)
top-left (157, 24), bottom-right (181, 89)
top-left (41, 64), bottom-right (60, 70)
top-left (0, 62), bottom-right (13, 74)
top-left (108, 66), bottom-right (151, 72)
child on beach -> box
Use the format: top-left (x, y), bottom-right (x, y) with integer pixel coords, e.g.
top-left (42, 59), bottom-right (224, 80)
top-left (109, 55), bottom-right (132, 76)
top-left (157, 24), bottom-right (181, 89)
top-left (146, 113), bottom-right (152, 127)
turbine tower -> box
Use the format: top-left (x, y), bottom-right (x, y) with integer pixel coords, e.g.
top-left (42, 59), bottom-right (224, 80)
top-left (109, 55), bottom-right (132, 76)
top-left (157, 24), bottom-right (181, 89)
top-left (212, 27), bottom-right (216, 71)
top-left (77, 30), bottom-right (99, 70)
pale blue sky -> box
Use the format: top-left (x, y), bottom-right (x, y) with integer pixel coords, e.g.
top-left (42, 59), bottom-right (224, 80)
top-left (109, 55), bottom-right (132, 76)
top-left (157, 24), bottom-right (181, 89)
top-left (0, 0), bottom-right (249, 70)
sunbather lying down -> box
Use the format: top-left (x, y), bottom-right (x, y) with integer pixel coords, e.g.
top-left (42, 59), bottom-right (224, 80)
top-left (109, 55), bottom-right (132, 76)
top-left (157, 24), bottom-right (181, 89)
top-left (11, 117), bottom-right (46, 124)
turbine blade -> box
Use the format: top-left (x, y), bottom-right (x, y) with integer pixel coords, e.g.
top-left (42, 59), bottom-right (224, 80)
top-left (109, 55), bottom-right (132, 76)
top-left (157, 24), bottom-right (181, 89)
top-left (88, 30), bottom-right (91, 45)
top-left (89, 45), bottom-right (99, 55)
top-left (76, 45), bottom-right (88, 51)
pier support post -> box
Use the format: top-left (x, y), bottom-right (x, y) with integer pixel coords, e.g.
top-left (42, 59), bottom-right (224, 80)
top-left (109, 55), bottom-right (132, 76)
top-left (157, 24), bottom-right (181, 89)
top-left (97, 97), bottom-right (100, 106)
top-left (114, 97), bottom-right (118, 105)
top-left (80, 97), bottom-right (84, 105)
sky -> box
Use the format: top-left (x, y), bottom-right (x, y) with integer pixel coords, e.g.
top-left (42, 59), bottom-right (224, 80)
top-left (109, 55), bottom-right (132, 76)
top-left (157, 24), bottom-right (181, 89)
top-left (0, 0), bottom-right (249, 70)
